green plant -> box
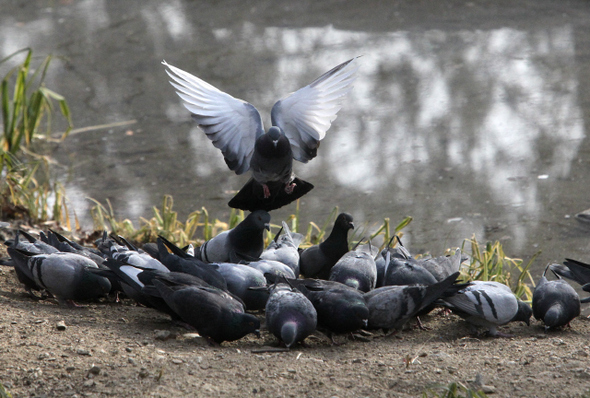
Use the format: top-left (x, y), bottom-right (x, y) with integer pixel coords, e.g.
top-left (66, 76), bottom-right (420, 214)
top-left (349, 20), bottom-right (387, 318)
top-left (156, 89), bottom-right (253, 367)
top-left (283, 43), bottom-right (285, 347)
top-left (460, 235), bottom-right (537, 301)
top-left (422, 381), bottom-right (488, 398)
top-left (0, 48), bottom-right (73, 225)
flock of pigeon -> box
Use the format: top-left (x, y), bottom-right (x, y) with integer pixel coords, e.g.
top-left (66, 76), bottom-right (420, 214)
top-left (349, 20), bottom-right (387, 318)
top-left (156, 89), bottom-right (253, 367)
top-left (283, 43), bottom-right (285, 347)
top-left (2, 57), bottom-right (589, 348)
top-left (2, 218), bottom-right (589, 347)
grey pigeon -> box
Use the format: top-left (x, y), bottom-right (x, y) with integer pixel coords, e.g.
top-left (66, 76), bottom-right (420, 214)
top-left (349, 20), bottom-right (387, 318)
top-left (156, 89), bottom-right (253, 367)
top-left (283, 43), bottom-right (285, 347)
top-left (246, 259), bottom-right (296, 281)
top-left (163, 58), bottom-right (358, 212)
top-left (217, 263), bottom-right (269, 310)
top-left (533, 265), bottom-right (581, 330)
top-left (199, 210), bottom-right (271, 263)
top-left (374, 237), bottom-right (410, 287)
top-left (383, 254), bottom-right (438, 287)
top-left (329, 245), bottom-right (377, 292)
top-left (365, 272), bottom-right (463, 332)
top-left (265, 283), bottom-right (317, 348)
top-left (5, 229), bottom-right (59, 255)
top-left (441, 281), bottom-right (532, 336)
top-left (8, 248), bottom-right (111, 306)
top-left (550, 259), bottom-right (590, 303)
top-left (419, 248), bottom-right (464, 282)
top-left (150, 279), bottom-right (260, 344)
top-left (278, 277), bottom-right (369, 341)
top-left (300, 213), bottom-right (354, 279)
top-left (260, 222), bottom-right (303, 275)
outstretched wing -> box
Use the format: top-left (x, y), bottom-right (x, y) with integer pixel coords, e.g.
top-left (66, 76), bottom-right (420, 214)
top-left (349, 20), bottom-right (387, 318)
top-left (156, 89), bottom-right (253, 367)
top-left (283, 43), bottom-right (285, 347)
top-left (271, 57), bottom-right (359, 163)
top-left (163, 61), bottom-right (264, 175)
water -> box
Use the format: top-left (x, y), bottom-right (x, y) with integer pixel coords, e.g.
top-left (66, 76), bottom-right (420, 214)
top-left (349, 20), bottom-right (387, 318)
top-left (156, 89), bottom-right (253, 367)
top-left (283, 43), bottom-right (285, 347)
top-left (2, 0), bottom-right (590, 275)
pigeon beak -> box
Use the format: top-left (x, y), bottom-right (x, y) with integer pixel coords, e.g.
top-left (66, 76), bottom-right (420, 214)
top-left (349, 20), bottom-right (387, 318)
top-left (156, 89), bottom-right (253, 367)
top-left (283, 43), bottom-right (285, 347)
top-left (254, 329), bottom-right (261, 338)
top-left (362, 319), bottom-right (368, 329)
top-left (525, 318), bottom-right (530, 326)
top-left (264, 223), bottom-right (270, 231)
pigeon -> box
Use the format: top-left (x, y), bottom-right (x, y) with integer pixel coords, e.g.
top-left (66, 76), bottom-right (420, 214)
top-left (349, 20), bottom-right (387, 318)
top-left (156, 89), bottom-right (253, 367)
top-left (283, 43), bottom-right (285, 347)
top-left (365, 272), bottom-right (463, 332)
top-left (5, 229), bottom-right (59, 255)
top-left (279, 277), bottom-right (369, 340)
top-left (419, 248), bottom-right (464, 282)
top-left (217, 263), bottom-right (269, 310)
top-left (199, 210), bottom-right (270, 263)
top-left (329, 246), bottom-right (377, 292)
top-left (259, 222), bottom-right (303, 275)
top-left (550, 259), bottom-right (590, 303)
top-left (383, 253), bottom-right (438, 287)
top-left (155, 236), bottom-right (228, 290)
top-left (533, 265), bottom-right (581, 330)
top-left (374, 237), bottom-right (409, 287)
top-left (246, 259), bottom-right (296, 281)
top-left (265, 283), bottom-right (317, 348)
top-left (150, 279), bottom-right (260, 344)
top-left (163, 58), bottom-right (358, 212)
top-left (299, 213), bottom-right (354, 279)
top-left (8, 248), bottom-right (111, 306)
top-left (97, 233), bottom-right (169, 273)
top-left (441, 280), bottom-right (532, 337)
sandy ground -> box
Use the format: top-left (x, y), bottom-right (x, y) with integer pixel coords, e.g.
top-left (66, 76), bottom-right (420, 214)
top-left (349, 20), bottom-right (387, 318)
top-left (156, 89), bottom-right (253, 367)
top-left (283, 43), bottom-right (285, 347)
top-left (1, 250), bottom-right (590, 398)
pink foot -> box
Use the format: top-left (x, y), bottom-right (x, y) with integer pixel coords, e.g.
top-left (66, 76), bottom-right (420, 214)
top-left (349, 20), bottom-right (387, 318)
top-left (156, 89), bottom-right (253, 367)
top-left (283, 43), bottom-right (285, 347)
top-left (262, 184), bottom-right (270, 198)
top-left (284, 182), bottom-right (297, 194)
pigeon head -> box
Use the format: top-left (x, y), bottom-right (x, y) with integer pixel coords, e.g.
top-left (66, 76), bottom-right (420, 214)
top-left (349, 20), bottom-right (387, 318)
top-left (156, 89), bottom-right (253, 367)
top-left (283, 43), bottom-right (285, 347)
top-left (280, 321), bottom-right (300, 348)
top-left (247, 210), bottom-right (271, 231)
top-left (335, 213), bottom-right (354, 231)
top-left (511, 300), bottom-right (532, 326)
top-left (268, 126), bottom-right (282, 142)
top-left (543, 305), bottom-right (565, 329)
top-left (232, 313), bottom-right (261, 340)
top-left (255, 127), bottom-right (291, 156)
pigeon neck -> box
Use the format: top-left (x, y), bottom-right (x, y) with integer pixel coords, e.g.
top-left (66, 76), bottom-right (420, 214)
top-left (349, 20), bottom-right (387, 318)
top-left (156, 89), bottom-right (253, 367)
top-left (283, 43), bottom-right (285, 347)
top-left (320, 225), bottom-right (350, 259)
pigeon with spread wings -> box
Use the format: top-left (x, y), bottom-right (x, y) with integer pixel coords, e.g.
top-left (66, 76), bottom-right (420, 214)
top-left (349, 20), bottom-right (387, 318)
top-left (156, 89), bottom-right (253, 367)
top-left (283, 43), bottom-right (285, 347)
top-left (163, 58), bottom-right (359, 211)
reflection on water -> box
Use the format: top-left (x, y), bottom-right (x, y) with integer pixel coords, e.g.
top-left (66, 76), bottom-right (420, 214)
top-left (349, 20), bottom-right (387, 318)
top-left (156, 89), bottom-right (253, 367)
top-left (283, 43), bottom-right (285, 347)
top-left (1, 1), bottom-right (589, 271)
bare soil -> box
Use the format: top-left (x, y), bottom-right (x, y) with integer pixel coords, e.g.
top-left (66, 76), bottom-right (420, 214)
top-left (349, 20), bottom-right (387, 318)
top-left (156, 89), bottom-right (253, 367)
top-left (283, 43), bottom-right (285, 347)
top-left (1, 254), bottom-right (590, 398)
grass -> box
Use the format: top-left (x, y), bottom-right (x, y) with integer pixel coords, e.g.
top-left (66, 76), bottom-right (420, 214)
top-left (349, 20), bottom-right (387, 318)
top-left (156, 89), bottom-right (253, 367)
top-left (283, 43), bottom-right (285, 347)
top-left (460, 235), bottom-right (537, 301)
top-left (422, 381), bottom-right (488, 398)
top-left (0, 48), bottom-right (73, 226)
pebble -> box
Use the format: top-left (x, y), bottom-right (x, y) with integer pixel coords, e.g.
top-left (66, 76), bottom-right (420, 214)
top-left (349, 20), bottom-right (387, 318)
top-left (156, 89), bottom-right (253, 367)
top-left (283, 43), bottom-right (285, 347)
top-left (56, 321), bottom-right (67, 331)
top-left (139, 368), bottom-right (149, 378)
top-left (154, 330), bottom-right (172, 341)
top-left (82, 379), bottom-right (96, 388)
top-left (76, 349), bottom-right (91, 356)
top-left (88, 365), bottom-right (101, 375)
top-left (172, 358), bottom-right (184, 364)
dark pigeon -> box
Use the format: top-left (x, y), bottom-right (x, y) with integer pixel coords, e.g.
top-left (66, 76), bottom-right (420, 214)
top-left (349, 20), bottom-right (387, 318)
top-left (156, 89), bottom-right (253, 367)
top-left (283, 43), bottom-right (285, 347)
top-left (199, 210), bottom-right (271, 263)
top-left (283, 278), bottom-right (369, 340)
top-left (265, 283), bottom-right (317, 348)
top-left (164, 58), bottom-right (358, 212)
top-left (329, 245), bottom-right (377, 292)
top-left (155, 236), bottom-right (227, 290)
top-left (533, 265), bottom-right (580, 330)
top-left (217, 263), bottom-right (269, 310)
top-left (383, 254), bottom-right (438, 287)
top-left (441, 280), bottom-right (532, 336)
top-left (150, 279), bottom-right (260, 344)
top-left (8, 248), bottom-right (111, 306)
top-left (365, 272), bottom-right (463, 333)
top-left (300, 213), bottom-right (354, 279)
top-left (260, 221), bottom-right (304, 276)
top-left (550, 259), bottom-right (590, 303)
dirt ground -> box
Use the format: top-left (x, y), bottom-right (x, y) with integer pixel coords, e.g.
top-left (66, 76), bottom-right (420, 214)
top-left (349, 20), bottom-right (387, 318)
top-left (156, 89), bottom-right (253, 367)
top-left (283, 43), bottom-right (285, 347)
top-left (1, 250), bottom-right (590, 398)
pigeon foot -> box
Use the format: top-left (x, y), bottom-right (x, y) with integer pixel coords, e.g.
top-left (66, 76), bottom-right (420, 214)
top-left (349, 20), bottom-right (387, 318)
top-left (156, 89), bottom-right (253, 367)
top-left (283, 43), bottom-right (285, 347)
top-left (284, 182), bottom-right (297, 194)
top-left (262, 184), bottom-right (271, 198)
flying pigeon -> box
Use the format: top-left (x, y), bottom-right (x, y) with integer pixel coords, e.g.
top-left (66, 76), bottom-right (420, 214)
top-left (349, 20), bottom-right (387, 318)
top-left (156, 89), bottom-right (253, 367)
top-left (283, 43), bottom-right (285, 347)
top-left (265, 283), bottom-right (317, 348)
top-left (533, 264), bottom-right (581, 330)
top-left (199, 210), bottom-right (270, 263)
top-left (441, 280), bottom-right (532, 337)
top-left (299, 213), bottom-right (354, 279)
top-left (163, 58), bottom-right (358, 211)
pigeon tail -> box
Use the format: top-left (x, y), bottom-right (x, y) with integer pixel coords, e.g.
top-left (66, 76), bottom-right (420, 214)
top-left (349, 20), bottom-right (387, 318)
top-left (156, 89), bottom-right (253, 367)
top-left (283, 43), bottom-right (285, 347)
top-left (228, 177), bottom-right (314, 212)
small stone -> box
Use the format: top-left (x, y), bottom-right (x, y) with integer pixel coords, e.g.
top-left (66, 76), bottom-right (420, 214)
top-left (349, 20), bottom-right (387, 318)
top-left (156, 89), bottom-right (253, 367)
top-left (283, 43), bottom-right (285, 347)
top-left (172, 359), bottom-right (184, 364)
top-left (154, 330), bottom-right (172, 341)
top-left (447, 367), bottom-right (457, 374)
top-left (125, 347), bottom-right (133, 353)
top-left (76, 349), bottom-right (91, 356)
top-left (38, 352), bottom-right (50, 360)
top-left (56, 321), bottom-right (67, 331)
top-left (128, 357), bottom-right (137, 366)
top-left (83, 379), bottom-right (96, 388)
top-left (287, 369), bottom-right (296, 373)
top-left (88, 365), bottom-right (101, 375)
top-left (352, 358), bottom-right (362, 364)
top-left (66, 366), bottom-right (76, 372)
top-left (138, 368), bottom-right (149, 378)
